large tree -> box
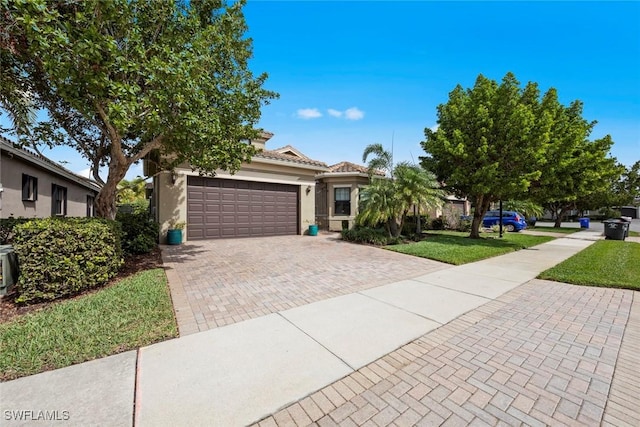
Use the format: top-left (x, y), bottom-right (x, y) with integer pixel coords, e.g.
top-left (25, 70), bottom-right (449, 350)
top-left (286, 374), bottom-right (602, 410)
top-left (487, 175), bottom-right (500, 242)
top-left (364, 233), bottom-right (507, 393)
top-left (421, 72), bottom-right (551, 238)
top-left (0, 0), bottom-right (277, 219)
top-left (528, 90), bottom-right (620, 226)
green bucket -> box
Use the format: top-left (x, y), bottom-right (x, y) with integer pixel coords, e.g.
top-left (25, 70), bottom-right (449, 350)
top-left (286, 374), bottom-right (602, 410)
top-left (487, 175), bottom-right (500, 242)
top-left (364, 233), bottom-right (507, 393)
top-left (308, 224), bottom-right (318, 236)
top-left (167, 229), bottom-right (183, 245)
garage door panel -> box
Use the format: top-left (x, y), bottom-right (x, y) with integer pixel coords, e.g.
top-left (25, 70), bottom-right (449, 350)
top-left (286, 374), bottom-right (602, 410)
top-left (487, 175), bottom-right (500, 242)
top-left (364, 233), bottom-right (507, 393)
top-left (205, 192), bottom-right (221, 201)
top-left (187, 176), bottom-right (299, 240)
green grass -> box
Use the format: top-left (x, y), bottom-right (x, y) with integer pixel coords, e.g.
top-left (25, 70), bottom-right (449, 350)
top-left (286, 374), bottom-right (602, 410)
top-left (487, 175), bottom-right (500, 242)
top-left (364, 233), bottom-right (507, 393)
top-left (0, 269), bottom-right (178, 381)
top-left (386, 231), bottom-right (555, 265)
top-left (630, 230), bottom-right (639, 237)
top-left (539, 240), bottom-right (640, 290)
top-left (529, 226), bottom-right (581, 234)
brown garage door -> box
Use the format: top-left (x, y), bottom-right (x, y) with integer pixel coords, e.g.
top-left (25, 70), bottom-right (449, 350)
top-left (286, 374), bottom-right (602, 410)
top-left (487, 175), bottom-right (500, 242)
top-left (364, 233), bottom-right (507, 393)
top-left (187, 176), bottom-right (299, 240)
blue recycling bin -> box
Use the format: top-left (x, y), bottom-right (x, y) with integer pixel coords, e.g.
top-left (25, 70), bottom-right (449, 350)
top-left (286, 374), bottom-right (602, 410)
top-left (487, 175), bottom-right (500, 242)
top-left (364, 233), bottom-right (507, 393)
top-left (308, 224), bottom-right (318, 236)
top-left (579, 217), bottom-right (590, 229)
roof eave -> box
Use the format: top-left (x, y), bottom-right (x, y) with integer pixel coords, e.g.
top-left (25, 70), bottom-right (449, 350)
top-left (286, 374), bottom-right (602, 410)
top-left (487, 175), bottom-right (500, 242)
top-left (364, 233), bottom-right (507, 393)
top-left (1, 141), bottom-right (102, 192)
top-left (251, 156), bottom-right (329, 172)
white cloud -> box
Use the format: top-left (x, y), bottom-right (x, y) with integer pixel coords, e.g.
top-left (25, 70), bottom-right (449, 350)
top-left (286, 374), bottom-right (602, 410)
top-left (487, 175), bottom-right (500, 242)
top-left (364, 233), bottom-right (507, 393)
top-left (430, 124), bottom-right (439, 132)
top-left (327, 108), bottom-right (343, 118)
top-left (296, 108), bottom-right (322, 119)
top-left (344, 107), bottom-right (364, 120)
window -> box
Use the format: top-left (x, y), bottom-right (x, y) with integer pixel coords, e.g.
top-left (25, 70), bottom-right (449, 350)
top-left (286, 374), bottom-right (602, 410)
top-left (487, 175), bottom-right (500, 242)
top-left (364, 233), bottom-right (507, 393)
top-left (22, 174), bottom-right (38, 201)
top-left (51, 184), bottom-right (67, 216)
top-left (334, 187), bottom-right (351, 216)
top-left (86, 195), bottom-right (95, 217)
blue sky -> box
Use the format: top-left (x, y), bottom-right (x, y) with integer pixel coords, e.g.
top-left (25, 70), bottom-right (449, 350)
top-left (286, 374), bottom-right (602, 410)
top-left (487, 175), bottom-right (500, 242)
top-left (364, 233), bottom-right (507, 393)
top-left (4, 0), bottom-right (640, 179)
top-left (244, 0), bottom-right (640, 169)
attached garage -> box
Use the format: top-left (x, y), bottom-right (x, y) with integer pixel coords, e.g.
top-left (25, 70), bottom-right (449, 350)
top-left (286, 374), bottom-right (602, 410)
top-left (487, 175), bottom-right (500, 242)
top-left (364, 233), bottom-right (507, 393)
top-left (186, 176), bottom-right (299, 240)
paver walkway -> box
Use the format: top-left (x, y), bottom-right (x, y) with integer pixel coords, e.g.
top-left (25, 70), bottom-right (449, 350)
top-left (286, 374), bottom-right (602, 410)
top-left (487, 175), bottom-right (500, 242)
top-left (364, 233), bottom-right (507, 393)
top-left (256, 280), bottom-right (637, 427)
top-left (162, 234), bottom-right (449, 335)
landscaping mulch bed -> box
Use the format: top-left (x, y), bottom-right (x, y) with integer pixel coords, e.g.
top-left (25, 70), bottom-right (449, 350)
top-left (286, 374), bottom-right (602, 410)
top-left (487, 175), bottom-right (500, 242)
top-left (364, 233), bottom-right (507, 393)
top-left (0, 247), bottom-right (164, 324)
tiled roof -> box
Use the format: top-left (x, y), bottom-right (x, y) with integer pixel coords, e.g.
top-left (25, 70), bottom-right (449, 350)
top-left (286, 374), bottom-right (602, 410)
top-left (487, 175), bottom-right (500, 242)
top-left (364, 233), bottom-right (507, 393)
top-left (0, 135), bottom-right (101, 191)
top-left (271, 145), bottom-right (311, 160)
top-left (255, 149), bottom-right (328, 168)
top-left (328, 161), bottom-right (385, 176)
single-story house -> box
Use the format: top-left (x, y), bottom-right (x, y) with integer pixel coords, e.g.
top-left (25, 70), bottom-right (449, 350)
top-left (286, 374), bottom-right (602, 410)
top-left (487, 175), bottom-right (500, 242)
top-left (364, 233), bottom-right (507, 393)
top-left (0, 136), bottom-right (100, 219)
top-left (146, 132), bottom-right (473, 242)
top-left (315, 161), bottom-right (385, 231)
top-left (145, 133), bottom-right (329, 243)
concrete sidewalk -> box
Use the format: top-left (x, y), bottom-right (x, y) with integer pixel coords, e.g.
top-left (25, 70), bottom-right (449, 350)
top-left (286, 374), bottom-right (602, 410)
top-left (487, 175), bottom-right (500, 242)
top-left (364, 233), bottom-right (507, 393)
top-left (1, 232), bottom-right (636, 426)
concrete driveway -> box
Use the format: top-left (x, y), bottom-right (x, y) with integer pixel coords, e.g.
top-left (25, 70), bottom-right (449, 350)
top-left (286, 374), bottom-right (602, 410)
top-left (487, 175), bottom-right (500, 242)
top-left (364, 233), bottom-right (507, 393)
top-left (162, 233), bottom-right (450, 335)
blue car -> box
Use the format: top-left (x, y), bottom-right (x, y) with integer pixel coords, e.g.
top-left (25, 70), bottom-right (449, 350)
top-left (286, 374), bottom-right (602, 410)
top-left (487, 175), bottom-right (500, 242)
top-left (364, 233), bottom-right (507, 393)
top-left (482, 210), bottom-right (527, 232)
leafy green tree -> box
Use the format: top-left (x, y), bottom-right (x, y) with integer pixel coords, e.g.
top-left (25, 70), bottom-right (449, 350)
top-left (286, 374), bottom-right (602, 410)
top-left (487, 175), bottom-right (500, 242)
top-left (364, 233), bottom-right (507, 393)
top-left (571, 161), bottom-right (638, 217)
top-left (117, 177), bottom-right (147, 205)
top-left (528, 90), bottom-right (620, 226)
top-left (421, 72), bottom-right (551, 238)
top-left (0, 0), bottom-right (277, 219)
top-left (619, 161), bottom-right (640, 204)
top-left (503, 200), bottom-right (545, 220)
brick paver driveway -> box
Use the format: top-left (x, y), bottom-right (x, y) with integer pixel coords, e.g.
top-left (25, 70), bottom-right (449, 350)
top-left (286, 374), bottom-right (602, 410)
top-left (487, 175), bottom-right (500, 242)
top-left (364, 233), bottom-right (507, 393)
top-left (162, 234), bottom-right (449, 335)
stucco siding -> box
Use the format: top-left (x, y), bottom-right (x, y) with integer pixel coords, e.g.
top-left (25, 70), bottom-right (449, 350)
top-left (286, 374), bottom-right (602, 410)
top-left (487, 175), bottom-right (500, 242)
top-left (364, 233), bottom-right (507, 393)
top-left (318, 175), bottom-right (369, 231)
top-left (1, 154), bottom-right (97, 219)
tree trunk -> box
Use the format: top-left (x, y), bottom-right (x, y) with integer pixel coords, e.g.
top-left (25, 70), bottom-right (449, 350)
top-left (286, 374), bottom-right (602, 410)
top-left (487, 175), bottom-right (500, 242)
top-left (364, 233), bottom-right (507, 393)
top-left (389, 218), bottom-right (400, 238)
top-left (470, 196), bottom-right (490, 239)
top-left (554, 207), bottom-right (568, 228)
top-left (95, 161), bottom-right (129, 219)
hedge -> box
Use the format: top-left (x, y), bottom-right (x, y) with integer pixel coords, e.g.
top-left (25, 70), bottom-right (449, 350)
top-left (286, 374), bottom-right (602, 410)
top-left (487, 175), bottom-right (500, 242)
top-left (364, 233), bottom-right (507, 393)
top-left (342, 226), bottom-right (389, 245)
top-left (0, 217), bottom-right (31, 244)
top-left (116, 212), bottom-right (159, 255)
top-left (13, 218), bottom-right (124, 304)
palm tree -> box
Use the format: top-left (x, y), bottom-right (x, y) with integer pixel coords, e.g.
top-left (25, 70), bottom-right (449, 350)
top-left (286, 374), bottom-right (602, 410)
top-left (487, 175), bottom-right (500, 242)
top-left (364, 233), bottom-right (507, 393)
top-left (362, 143), bottom-right (393, 179)
top-left (357, 160), bottom-right (445, 238)
top-left (357, 178), bottom-right (402, 237)
top-left (395, 162), bottom-right (445, 233)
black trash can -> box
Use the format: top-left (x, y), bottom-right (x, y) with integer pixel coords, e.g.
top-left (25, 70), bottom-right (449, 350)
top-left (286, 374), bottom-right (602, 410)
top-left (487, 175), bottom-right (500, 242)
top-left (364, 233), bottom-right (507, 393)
top-left (617, 217), bottom-right (631, 238)
top-left (603, 219), bottom-right (628, 240)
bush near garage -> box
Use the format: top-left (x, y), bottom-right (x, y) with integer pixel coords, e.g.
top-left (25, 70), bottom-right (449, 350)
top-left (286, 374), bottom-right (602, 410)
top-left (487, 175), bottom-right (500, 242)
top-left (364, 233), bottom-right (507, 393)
top-left (12, 218), bottom-right (123, 304)
top-left (116, 211), bottom-right (158, 255)
top-left (341, 226), bottom-right (389, 245)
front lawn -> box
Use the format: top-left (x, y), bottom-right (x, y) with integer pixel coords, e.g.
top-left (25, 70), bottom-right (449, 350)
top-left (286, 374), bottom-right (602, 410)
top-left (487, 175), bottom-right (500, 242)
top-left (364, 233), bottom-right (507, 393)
top-left (386, 231), bottom-right (555, 265)
top-left (539, 240), bottom-right (640, 290)
top-left (529, 226), bottom-right (581, 234)
top-left (0, 269), bottom-right (178, 381)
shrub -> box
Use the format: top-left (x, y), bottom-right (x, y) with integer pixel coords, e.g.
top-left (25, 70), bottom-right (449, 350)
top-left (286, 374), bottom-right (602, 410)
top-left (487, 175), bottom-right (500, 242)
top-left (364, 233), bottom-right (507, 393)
top-left (0, 217), bottom-right (31, 244)
top-left (402, 215), bottom-right (429, 236)
top-left (598, 207), bottom-right (621, 219)
top-left (430, 217), bottom-right (447, 230)
top-left (116, 212), bottom-right (159, 254)
top-left (13, 218), bottom-right (123, 304)
top-left (117, 199), bottom-right (149, 215)
top-left (341, 226), bottom-right (388, 245)
top-left (456, 218), bottom-right (472, 232)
